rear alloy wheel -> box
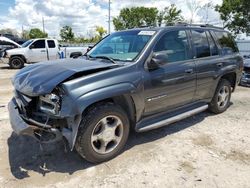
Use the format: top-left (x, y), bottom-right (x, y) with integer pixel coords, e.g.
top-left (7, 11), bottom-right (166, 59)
top-left (9, 56), bottom-right (24, 69)
top-left (209, 79), bottom-right (231, 114)
top-left (75, 103), bottom-right (129, 163)
top-left (217, 86), bottom-right (230, 109)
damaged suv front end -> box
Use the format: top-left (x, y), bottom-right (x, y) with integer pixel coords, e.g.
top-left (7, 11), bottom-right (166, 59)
top-left (9, 59), bottom-right (120, 149)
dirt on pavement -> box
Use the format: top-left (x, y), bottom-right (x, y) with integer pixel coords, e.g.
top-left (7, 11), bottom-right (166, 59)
top-left (0, 64), bottom-right (249, 188)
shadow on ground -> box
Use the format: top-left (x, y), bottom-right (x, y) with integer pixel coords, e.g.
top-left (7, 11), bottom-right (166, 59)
top-left (0, 65), bottom-right (26, 69)
top-left (7, 111), bottom-right (214, 179)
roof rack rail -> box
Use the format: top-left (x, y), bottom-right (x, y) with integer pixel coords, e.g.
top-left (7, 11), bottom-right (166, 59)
top-left (166, 22), bottom-right (223, 29)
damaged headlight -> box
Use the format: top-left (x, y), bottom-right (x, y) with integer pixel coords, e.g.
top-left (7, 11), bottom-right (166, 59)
top-left (39, 93), bottom-right (61, 115)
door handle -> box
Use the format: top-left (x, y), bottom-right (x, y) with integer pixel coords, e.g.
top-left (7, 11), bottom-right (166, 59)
top-left (216, 63), bottom-right (223, 67)
top-left (40, 50), bottom-right (46, 52)
top-left (185, 69), bottom-right (194, 74)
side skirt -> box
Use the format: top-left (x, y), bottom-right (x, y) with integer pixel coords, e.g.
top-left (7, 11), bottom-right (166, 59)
top-left (135, 103), bottom-right (208, 132)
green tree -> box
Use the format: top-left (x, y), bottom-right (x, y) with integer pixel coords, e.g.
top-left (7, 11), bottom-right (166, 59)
top-left (95, 26), bottom-right (107, 40)
top-left (158, 4), bottom-right (184, 26)
top-left (29, 28), bottom-right (48, 39)
top-left (215, 0), bottom-right (250, 34)
top-left (113, 7), bottom-right (158, 30)
top-left (60, 26), bottom-right (74, 41)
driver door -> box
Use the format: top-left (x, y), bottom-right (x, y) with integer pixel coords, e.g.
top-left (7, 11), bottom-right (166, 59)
top-left (143, 29), bottom-right (197, 116)
top-left (27, 40), bottom-right (47, 62)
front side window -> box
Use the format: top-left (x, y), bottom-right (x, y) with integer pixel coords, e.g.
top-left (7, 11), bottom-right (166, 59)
top-left (32, 40), bottom-right (45, 49)
top-left (191, 29), bottom-right (210, 58)
top-left (153, 30), bottom-right (191, 63)
top-left (88, 30), bottom-right (155, 61)
top-left (214, 31), bottom-right (239, 54)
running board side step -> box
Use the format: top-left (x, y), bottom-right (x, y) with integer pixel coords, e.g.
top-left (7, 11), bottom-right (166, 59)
top-left (136, 104), bottom-right (208, 132)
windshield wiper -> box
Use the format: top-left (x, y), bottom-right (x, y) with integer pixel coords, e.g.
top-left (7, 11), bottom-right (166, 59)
top-left (94, 56), bottom-right (117, 64)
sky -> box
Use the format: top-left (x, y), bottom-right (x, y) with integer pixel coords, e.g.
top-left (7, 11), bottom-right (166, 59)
top-left (0, 0), bottom-right (223, 38)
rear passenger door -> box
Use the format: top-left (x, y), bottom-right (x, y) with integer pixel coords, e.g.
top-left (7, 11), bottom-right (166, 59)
top-left (143, 29), bottom-right (196, 116)
top-left (191, 29), bottom-right (221, 100)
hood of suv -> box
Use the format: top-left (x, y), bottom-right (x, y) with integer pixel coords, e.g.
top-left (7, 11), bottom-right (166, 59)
top-left (13, 58), bottom-right (119, 96)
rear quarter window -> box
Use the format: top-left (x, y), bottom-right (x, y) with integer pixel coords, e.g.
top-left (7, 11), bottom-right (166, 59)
top-left (214, 31), bottom-right (239, 54)
top-left (48, 40), bottom-right (56, 48)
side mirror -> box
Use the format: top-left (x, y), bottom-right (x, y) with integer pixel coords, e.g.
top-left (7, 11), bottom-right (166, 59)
top-left (29, 44), bottom-right (35, 49)
top-left (87, 45), bottom-right (94, 52)
top-left (148, 52), bottom-right (168, 70)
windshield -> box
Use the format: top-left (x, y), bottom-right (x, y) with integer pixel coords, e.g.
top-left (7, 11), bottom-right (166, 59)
top-left (87, 30), bottom-right (155, 62)
top-left (21, 39), bottom-right (34, 48)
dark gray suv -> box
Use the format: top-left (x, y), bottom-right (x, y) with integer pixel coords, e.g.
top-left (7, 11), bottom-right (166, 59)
top-left (9, 24), bottom-right (243, 163)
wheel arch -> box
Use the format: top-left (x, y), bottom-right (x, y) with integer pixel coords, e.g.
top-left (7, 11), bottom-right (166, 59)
top-left (81, 94), bottom-right (137, 129)
top-left (69, 83), bottom-right (140, 149)
top-left (220, 72), bottom-right (237, 92)
top-left (10, 54), bottom-right (27, 63)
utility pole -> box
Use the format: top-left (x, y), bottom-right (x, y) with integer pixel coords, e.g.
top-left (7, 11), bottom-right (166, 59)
top-left (42, 17), bottom-right (45, 33)
top-left (22, 25), bottom-right (24, 38)
top-left (108, 0), bottom-right (111, 34)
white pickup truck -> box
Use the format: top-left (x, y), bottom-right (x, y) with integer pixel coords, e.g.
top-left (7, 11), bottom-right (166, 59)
top-left (1, 38), bottom-right (88, 69)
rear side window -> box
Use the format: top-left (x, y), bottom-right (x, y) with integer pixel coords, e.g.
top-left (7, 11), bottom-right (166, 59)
top-left (214, 31), bottom-right (239, 54)
top-left (191, 30), bottom-right (210, 58)
top-left (153, 30), bottom-right (191, 63)
top-left (206, 31), bottom-right (219, 56)
top-left (47, 40), bottom-right (56, 48)
top-left (32, 40), bottom-right (45, 49)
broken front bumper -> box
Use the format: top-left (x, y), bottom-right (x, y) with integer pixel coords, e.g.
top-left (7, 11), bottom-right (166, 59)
top-left (8, 98), bottom-right (34, 136)
top-left (8, 98), bottom-right (63, 143)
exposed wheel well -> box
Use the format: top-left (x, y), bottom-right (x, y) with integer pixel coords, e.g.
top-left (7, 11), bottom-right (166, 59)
top-left (82, 95), bottom-right (136, 129)
top-left (10, 55), bottom-right (26, 63)
top-left (221, 72), bottom-right (236, 92)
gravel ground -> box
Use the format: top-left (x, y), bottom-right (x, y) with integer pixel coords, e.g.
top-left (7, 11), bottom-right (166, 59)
top-left (0, 64), bottom-right (249, 188)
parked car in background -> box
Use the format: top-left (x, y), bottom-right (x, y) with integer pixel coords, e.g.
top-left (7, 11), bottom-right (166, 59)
top-left (240, 58), bottom-right (250, 87)
top-left (8, 24), bottom-right (243, 163)
top-left (0, 33), bottom-right (27, 45)
top-left (0, 36), bottom-right (21, 64)
top-left (1, 38), bottom-right (88, 69)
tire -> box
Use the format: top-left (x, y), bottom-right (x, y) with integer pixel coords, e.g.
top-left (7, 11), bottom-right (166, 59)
top-left (75, 103), bottom-right (130, 163)
top-left (209, 79), bottom-right (232, 114)
top-left (9, 56), bottom-right (24, 69)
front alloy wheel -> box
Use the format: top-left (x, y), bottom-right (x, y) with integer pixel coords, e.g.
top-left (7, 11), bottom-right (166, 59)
top-left (91, 115), bottom-right (124, 154)
top-left (75, 103), bottom-right (130, 163)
